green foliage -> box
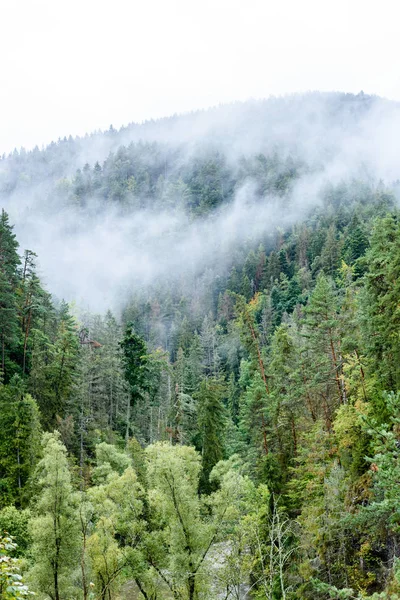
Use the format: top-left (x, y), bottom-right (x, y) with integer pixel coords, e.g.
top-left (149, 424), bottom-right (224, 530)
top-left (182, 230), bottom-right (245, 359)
top-left (0, 507), bottom-right (31, 557)
top-left (0, 535), bottom-right (33, 598)
top-left (91, 441), bottom-right (132, 483)
top-left (195, 377), bottom-right (226, 492)
top-left (361, 216), bottom-right (400, 389)
top-left (0, 381), bottom-right (41, 507)
top-left (28, 432), bottom-right (80, 600)
top-left (120, 324), bottom-right (149, 402)
top-left (29, 303), bottom-right (79, 429)
top-left (3, 126), bottom-right (400, 599)
top-left (88, 448), bottom-right (145, 599)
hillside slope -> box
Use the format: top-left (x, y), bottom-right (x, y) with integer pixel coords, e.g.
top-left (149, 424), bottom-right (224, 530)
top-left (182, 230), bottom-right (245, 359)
top-left (1, 93), bottom-right (400, 599)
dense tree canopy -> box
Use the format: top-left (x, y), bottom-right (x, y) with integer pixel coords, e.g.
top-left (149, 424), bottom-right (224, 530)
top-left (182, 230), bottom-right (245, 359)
top-left (2, 95), bottom-right (400, 598)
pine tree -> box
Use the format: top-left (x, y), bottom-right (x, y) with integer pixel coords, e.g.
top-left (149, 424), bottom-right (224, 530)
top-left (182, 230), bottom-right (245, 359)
top-left (234, 293), bottom-right (270, 454)
top-left (0, 270), bottom-right (20, 376)
top-left (320, 224), bottom-right (342, 276)
top-left (268, 323), bottom-right (302, 464)
top-left (44, 302), bottom-right (79, 428)
top-left (0, 378), bottom-right (41, 507)
top-left (200, 314), bottom-right (220, 376)
top-left (0, 211), bottom-right (21, 377)
top-left (186, 333), bottom-right (203, 394)
top-left (17, 250), bottom-right (49, 375)
top-left (0, 210), bottom-right (20, 283)
top-left (171, 347), bottom-right (197, 445)
top-left (101, 311), bottom-right (129, 431)
top-left (120, 324), bottom-right (150, 443)
top-left (342, 216), bottom-right (368, 264)
top-left (195, 377), bottom-right (226, 492)
top-left (301, 274), bottom-right (344, 426)
top-left (361, 216), bottom-right (400, 389)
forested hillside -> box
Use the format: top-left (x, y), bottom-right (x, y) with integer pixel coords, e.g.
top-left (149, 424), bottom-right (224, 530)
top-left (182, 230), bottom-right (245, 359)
top-left (1, 93), bottom-right (400, 599)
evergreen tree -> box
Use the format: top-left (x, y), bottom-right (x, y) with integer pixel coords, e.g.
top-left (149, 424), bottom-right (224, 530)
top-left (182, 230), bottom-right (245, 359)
top-left (301, 273), bottom-right (344, 426)
top-left (0, 269), bottom-right (20, 376)
top-left (342, 216), bottom-right (368, 264)
top-left (268, 323), bottom-right (302, 466)
top-left (32, 302), bottom-right (79, 428)
top-left (320, 224), bottom-right (342, 276)
top-left (186, 333), bottom-right (203, 394)
top-left (361, 216), bottom-right (400, 389)
top-left (0, 378), bottom-right (41, 507)
top-left (234, 293), bottom-right (270, 455)
top-left (195, 377), bottom-right (226, 492)
top-left (100, 311), bottom-right (129, 431)
top-left (120, 324), bottom-right (150, 442)
top-left (17, 250), bottom-right (49, 375)
top-left (0, 211), bottom-right (20, 376)
top-left (200, 313), bottom-right (220, 376)
top-left (0, 210), bottom-right (20, 284)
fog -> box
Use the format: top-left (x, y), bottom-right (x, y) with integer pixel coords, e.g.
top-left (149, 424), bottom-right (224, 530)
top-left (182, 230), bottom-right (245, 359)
top-left (1, 92), bottom-right (400, 313)
top-left (10, 186), bottom-right (301, 312)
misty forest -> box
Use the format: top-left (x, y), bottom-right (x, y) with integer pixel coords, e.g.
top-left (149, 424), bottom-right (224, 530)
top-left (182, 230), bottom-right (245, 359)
top-left (2, 92), bottom-right (400, 600)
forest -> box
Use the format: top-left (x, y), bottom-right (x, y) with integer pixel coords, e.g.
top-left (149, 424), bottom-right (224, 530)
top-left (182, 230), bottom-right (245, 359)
top-left (1, 93), bottom-right (400, 599)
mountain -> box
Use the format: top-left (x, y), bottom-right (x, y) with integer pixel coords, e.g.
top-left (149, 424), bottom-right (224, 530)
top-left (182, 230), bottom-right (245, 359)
top-left (0, 91), bottom-right (399, 313)
top-left (1, 92), bottom-right (400, 599)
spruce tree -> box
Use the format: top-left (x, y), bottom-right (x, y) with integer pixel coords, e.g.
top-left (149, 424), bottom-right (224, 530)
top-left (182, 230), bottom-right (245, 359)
top-left (0, 378), bottom-right (41, 507)
top-left (0, 211), bottom-right (21, 377)
top-left (195, 377), bottom-right (226, 492)
top-left (301, 273), bottom-right (344, 425)
top-left (361, 216), bottom-right (400, 389)
top-left (120, 324), bottom-right (150, 442)
top-left (41, 302), bottom-right (79, 428)
top-left (0, 270), bottom-right (19, 376)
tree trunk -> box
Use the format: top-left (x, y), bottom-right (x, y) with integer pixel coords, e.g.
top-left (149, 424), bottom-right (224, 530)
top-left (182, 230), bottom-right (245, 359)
top-left (243, 309), bottom-right (269, 454)
top-left (17, 445), bottom-right (21, 491)
top-left (54, 568), bottom-right (60, 600)
top-left (81, 529), bottom-right (88, 600)
top-left (23, 309), bottom-right (32, 374)
top-left (135, 579), bottom-right (151, 600)
top-left (188, 572), bottom-right (195, 600)
top-left (125, 397), bottom-right (131, 445)
top-left (329, 333), bottom-right (343, 403)
top-left (2, 335), bottom-right (5, 376)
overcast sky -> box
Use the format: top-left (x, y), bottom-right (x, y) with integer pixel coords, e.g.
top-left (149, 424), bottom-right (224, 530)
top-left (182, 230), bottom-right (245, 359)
top-left (1, 0), bottom-right (399, 154)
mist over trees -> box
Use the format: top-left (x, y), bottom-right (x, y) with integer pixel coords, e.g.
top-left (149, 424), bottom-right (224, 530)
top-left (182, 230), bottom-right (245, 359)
top-left (1, 90), bottom-right (399, 311)
top-left (2, 92), bottom-right (400, 598)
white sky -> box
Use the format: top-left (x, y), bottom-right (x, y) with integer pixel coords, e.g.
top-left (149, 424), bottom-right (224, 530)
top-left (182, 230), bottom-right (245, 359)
top-left (1, 0), bottom-right (399, 154)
